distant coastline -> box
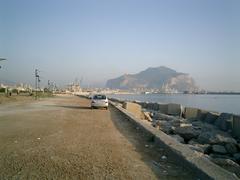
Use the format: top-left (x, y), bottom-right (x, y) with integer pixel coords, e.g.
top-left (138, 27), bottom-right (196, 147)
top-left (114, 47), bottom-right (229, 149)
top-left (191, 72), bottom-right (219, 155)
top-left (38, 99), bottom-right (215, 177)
top-left (206, 92), bottom-right (240, 95)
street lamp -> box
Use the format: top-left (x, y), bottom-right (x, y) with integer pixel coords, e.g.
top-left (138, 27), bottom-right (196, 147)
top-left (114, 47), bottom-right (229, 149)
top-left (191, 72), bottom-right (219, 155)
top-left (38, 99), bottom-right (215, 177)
top-left (0, 58), bottom-right (6, 69)
top-left (35, 69), bottom-right (40, 99)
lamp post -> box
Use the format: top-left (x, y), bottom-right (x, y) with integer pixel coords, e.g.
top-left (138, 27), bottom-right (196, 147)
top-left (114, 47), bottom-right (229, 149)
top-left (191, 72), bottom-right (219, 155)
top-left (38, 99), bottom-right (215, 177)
top-left (0, 58), bottom-right (7, 96)
top-left (0, 58), bottom-right (6, 69)
top-left (35, 69), bottom-right (40, 100)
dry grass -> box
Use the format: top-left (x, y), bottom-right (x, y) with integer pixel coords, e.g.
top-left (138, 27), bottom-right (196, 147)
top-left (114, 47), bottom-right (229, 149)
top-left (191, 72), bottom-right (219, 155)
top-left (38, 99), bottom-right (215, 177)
top-left (0, 94), bottom-right (33, 104)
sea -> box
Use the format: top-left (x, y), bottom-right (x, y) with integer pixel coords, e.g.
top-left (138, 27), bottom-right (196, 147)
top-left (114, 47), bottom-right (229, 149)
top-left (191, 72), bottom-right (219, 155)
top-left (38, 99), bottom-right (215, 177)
top-left (108, 93), bottom-right (240, 115)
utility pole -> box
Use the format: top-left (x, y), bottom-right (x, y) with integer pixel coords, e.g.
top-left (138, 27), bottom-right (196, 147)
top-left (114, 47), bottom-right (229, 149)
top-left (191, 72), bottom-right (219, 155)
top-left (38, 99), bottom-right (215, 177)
top-left (48, 80), bottom-right (50, 91)
top-left (35, 69), bottom-right (40, 100)
top-left (0, 58), bottom-right (7, 96)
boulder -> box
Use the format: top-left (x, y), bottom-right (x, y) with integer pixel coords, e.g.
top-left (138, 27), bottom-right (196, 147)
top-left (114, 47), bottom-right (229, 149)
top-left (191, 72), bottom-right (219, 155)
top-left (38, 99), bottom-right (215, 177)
top-left (170, 134), bottom-right (185, 143)
top-left (204, 112), bottom-right (219, 124)
top-left (153, 112), bottom-right (179, 122)
top-left (214, 113), bottom-right (233, 131)
top-left (173, 126), bottom-right (200, 141)
top-left (210, 154), bottom-right (234, 160)
top-left (156, 120), bottom-right (173, 134)
top-left (215, 134), bottom-right (237, 145)
top-left (184, 107), bottom-right (199, 119)
top-left (167, 103), bottom-right (183, 117)
top-left (122, 102), bottom-right (143, 119)
top-left (188, 144), bottom-right (210, 153)
top-left (212, 145), bottom-right (227, 154)
top-left (191, 121), bottom-right (203, 130)
top-left (188, 139), bottom-right (198, 145)
top-left (233, 153), bottom-right (240, 163)
top-left (225, 143), bottom-right (238, 154)
top-left (204, 145), bottom-right (213, 154)
top-left (197, 131), bottom-right (237, 145)
top-left (171, 119), bottom-right (181, 127)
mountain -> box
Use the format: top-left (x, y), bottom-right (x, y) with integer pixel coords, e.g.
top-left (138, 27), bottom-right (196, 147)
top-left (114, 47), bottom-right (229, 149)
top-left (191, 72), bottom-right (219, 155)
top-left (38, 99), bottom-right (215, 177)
top-left (106, 66), bottom-right (199, 92)
top-left (0, 79), bottom-right (17, 85)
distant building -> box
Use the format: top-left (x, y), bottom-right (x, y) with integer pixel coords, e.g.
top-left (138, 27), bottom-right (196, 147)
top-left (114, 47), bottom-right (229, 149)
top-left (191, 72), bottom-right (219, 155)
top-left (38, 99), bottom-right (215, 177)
top-left (67, 82), bottom-right (82, 93)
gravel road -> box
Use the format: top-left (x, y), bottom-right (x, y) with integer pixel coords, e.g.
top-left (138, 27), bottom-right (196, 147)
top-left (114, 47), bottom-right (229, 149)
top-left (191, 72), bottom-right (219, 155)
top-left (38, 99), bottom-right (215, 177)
top-left (0, 95), bottom-right (196, 179)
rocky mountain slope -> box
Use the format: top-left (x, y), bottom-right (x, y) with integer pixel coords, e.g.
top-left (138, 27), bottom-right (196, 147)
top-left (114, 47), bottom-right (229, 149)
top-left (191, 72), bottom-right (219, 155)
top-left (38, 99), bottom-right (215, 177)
top-left (106, 66), bottom-right (198, 92)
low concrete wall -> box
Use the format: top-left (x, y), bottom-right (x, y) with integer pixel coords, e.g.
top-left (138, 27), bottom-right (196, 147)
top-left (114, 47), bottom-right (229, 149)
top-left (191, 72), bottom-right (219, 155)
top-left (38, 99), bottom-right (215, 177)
top-left (110, 101), bottom-right (239, 180)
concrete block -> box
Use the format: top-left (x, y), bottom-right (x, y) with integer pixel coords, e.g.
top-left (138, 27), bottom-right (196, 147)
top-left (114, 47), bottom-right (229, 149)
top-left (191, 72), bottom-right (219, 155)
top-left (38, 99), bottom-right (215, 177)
top-left (122, 102), bottom-right (143, 119)
top-left (146, 103), bottom-right (159, 111)
top-left (167, 103), bottom-right (182, 116)
top-left (184, 107), bottom-right (200, 119)
top-left (140, 102), bottom-right (148, 109)
top-left (152, 103), bottom-right (159, 111)
top-left (196, 109), bottom-right (208, 121)
top-left (233, 115), bottom-right (240, 138)
top-left (158, 104), bottom-right (168, 114)
top-left (204, 112), bottom-right (219, 124)
top-left (147, 103), bottom-right (155, 110)
top-left (215, 113), bottom-right (233, 131)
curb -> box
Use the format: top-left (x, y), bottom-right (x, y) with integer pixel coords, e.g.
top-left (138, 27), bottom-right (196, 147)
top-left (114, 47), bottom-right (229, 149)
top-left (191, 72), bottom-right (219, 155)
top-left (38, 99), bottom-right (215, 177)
top-left (110, 101), bottom-right (239, 180)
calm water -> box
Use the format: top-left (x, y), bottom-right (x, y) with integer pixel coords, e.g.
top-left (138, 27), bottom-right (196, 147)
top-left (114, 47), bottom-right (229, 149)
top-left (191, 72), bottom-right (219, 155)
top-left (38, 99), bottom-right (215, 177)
top-left (108, 94), bottom-right (240, 115)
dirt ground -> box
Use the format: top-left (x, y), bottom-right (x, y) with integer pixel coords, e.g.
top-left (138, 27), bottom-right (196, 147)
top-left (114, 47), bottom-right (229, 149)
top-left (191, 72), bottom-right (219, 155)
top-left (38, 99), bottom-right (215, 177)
top-left (0, 94), bottom-right (34, 104)
top-left (0, 95), bottom-right (197, 180)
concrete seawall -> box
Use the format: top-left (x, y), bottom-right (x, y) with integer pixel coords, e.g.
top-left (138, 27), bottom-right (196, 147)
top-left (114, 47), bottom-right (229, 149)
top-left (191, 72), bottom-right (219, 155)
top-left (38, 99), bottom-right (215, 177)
top-left (109, 100), bottom-right (239, 180)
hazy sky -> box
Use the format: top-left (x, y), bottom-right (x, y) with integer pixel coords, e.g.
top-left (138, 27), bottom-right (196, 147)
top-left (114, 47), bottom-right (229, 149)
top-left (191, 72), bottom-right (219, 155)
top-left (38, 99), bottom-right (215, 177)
top-left (0, 0), bottom-right (239, 91)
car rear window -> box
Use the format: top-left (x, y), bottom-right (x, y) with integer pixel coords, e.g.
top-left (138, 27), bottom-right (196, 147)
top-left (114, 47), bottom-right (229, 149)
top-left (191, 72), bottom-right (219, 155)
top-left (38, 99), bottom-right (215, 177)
top-left (93, 95), bottom-right (106, 100)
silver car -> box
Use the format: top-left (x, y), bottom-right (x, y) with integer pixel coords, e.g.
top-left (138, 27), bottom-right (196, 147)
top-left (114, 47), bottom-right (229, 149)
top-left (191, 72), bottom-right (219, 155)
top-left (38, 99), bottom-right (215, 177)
top-left (91, 94), bottom-right (109, 110)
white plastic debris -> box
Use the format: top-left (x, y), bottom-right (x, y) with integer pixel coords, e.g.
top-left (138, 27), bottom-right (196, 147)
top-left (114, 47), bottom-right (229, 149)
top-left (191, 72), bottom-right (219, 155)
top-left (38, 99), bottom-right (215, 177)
top-left (161, 155), bottom-right (167, 160)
